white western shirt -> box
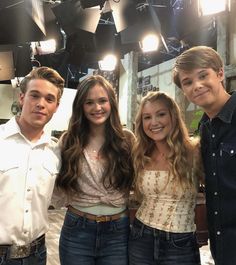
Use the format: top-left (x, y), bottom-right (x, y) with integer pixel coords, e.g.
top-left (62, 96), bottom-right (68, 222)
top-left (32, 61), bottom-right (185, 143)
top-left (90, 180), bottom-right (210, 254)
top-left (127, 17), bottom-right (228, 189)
top-left (0, 117), bottom-right (60, 245)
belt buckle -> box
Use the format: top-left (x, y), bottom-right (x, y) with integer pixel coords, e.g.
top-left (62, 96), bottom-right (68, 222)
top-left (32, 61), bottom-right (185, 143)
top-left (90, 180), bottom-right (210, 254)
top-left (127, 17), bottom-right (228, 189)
top-left (95, 215), bottom-right (104, 222)
top-left (95, 215), bottom-right (110, 222)
top-left (10, 244), bottom-right (31, 259)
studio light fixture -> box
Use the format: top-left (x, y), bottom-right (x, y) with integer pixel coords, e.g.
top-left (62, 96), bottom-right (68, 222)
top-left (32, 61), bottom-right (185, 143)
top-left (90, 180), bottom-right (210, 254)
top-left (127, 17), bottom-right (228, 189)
top-left (108, 0), bottom-right (138, 33)
top-left (53, 0), bottom-right (137, 34)
top-left (80, 0), bottom-right (106, 9)
top-left (31, 39), bottom-right (57, 55)
top-left (98, 54), bottom-right (117, 71)
top-left (140, 34), bottom-right (160, 53)
top-left (120, 2), bottom-right (168, 53)
top-left (198, 0), bottom-right (230, 16)
top-left (0, 0), bottom-right (46, 44)
top-left (52, 0), bottom-right (101, 34)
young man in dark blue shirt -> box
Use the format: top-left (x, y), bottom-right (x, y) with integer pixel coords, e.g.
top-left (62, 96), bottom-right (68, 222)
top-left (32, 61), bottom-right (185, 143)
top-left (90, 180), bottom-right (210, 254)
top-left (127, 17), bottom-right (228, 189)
top-left (173, 46), bottom-right (236, 265)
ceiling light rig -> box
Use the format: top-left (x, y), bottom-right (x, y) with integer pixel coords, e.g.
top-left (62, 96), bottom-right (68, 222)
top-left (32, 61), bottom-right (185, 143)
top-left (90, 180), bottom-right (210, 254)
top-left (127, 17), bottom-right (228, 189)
top-left (53, 0), bottom-right (137, 34)
top-left (50, 0), bottom-right (207, 74)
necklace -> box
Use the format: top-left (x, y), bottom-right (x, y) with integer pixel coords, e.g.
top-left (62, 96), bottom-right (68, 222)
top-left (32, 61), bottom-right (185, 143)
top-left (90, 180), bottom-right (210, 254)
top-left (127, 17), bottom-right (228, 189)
top-left (86, 147), bottom-right (101, 160)
top-left (91, 149), bottom-right (100, 160)
top-left (152, 149), bottom-right (169, 164)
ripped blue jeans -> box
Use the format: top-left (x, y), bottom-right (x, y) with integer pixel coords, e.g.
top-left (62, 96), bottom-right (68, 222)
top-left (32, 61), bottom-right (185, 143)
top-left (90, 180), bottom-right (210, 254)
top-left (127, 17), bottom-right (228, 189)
top-left (129, 218), bottom-right (201, 265)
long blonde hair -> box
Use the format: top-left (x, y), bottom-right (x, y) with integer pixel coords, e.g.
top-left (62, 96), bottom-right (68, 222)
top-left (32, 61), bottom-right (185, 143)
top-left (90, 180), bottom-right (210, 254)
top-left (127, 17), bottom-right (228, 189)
top-left (133, 92), bottom-right (202, 194)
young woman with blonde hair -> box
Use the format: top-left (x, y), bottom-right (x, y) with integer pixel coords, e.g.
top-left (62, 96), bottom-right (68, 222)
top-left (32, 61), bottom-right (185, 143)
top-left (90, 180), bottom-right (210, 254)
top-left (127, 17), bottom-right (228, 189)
top-left (129, 91), bottom-right (203, 265)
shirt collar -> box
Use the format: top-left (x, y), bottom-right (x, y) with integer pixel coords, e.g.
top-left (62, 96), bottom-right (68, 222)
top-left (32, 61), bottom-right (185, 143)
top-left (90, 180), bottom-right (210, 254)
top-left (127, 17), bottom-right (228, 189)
top-left (200, 92), bottom-right (236, 125)
top-left (1, 117), bottom-right (21, 139)
top-left (2, 116), bottom-right (51, 145)
top-left (217, 92), bottom-right (236, 123)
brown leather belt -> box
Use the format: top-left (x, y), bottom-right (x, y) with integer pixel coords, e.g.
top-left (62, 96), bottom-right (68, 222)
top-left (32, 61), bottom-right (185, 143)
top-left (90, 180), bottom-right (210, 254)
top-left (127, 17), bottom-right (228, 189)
top-left (0, 234), bottom-right (45, 259)
top-left (68, 205), bottom-right (129, 222)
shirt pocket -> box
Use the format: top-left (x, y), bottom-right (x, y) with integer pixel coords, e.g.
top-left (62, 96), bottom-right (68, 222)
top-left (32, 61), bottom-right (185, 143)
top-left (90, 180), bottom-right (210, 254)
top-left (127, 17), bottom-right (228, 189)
top-left (37, 161), bottom-right (59, 201)
top-left (221, 142), bottom-right (236, 157)
top-left (0, 160), bottom-right (20, 196)
top-left (220, 142), bottom-right (236, 178)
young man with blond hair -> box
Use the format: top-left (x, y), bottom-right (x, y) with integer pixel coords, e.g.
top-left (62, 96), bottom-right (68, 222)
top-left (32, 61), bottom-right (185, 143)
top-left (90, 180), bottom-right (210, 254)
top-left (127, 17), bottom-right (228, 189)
top-left (0, 66), bottom-right (64, 265)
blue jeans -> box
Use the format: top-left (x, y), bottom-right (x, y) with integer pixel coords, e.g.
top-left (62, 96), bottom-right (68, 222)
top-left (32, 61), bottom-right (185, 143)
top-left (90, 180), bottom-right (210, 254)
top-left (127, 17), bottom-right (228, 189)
top-left (59, 210), bottom-right (130, 265)
top-left (0, 244), bottom-right (46, 265)
top-left (129, 218), bottom-right (201, 265)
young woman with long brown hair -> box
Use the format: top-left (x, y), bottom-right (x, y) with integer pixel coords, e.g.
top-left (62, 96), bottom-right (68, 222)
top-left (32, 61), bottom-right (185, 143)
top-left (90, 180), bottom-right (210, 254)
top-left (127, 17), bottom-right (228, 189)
top-left (56, 75), bottom-right (134, 265)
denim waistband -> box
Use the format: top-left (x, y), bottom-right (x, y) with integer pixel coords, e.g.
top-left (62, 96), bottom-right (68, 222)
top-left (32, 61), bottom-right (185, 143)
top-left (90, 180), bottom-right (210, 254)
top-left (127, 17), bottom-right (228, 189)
top-left (133, 218), bottom-right (194, 240)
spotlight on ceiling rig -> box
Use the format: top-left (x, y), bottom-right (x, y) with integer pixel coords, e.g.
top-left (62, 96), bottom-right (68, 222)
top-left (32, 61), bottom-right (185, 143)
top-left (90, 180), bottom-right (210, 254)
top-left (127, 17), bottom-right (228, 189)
top-left (120, 2), bottom-right (169, 53)
top-left (198, 0), bottom-right (230, 16)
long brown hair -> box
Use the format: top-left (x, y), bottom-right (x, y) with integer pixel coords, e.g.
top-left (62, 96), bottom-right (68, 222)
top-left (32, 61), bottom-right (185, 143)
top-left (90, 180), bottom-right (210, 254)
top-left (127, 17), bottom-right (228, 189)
top-left (56, 75), bottom-right (134, 193)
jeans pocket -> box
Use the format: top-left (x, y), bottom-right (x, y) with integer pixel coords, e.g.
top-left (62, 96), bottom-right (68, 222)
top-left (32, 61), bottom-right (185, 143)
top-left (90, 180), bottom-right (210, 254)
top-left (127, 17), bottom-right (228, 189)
top-left (171, 232), bottom-right (195, 249)
top-left (62, 211), bottom-right (79, 229)
top-left (35, 244), bottom-right (47, 265)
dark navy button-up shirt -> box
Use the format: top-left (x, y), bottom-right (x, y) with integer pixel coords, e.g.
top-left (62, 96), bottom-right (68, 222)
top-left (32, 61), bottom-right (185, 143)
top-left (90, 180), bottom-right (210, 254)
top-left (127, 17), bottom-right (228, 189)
top-left (199, 92), bottom-right (236, 265)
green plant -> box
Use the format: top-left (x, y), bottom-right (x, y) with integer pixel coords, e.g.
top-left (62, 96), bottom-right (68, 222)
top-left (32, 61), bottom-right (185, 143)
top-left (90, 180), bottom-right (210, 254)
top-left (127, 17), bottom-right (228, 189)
top-left (190, 110), bottom-right (204, 135)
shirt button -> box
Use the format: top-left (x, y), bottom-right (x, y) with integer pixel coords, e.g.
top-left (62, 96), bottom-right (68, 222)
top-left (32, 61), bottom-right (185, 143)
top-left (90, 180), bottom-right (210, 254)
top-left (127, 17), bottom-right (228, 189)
top-left (212, 134), bottom-right (215, 138)
top-left (25, 210), bottom-right (29, 213)
top-left (214, 211), bottom-right (218, 215)
top-left (214, 192), bottom-right (218, 196)
top-left (213, 172), bottom-right (216, 176)
top-left (217, 231), bottom-right (221, 235)
top-left (212, 153), bottom-right (216, 157)
top-left (230, 150), bottom-right (234, 154)
top-left (27, 189), bottom-right (30, 192)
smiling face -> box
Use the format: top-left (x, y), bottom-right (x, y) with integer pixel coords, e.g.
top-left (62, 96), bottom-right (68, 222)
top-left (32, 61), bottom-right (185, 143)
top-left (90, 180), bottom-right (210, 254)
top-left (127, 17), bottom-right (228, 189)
top-left (178, 67), bottom-right (225, 112)
top-left (83, 84), bottom-right (111, 128)
top-left (18, 78), bottom-right (59, 131)
top-left (142, 100), bottom-right (172, 143)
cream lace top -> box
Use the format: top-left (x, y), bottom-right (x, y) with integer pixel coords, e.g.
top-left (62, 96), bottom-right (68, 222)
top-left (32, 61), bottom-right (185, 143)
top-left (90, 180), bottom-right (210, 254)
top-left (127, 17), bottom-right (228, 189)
top-left (136, 170), bottom-right (197, 233)
top-left (52, 129), bottom-right (135, 210)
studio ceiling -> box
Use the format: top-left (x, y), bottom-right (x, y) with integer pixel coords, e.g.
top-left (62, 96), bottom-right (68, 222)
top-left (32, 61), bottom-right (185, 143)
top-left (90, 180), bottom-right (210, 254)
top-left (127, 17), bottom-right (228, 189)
top-left (0, 0), bottom-right (217, 87)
